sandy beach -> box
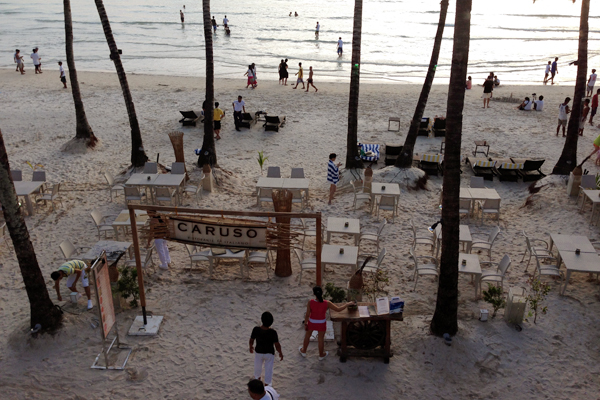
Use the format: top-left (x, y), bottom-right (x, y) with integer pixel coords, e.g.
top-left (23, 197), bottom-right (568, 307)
top-left (1, 68), bottom-right (600, 399)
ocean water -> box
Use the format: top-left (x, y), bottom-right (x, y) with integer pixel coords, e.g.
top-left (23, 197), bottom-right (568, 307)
top-left (1, 0), bottom-right (599, 84)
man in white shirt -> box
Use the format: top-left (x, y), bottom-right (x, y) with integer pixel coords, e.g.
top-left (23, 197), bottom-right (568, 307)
top-left (232, 95), bottom-right (246, 131)
top-left (533, 95), bottom-right (544, 111)
top-left (543, 61), bottom-right (551, 84)
top-left (223, 15), bottom-right (228, 27)
top-left (587, 69), bottom-right (597, 97)
top-left (58, 61), bottom-right (67, 88)
top-left (31, 47), bottom-right (42, 74)
top-left (247, 379), bottom-right (279, 400)
top-left (556, 97), bottom-right (571, 137)
top-left (337, 37), bottom-right (343, 56)
top-left (315, 21), bottom-right (320, 37)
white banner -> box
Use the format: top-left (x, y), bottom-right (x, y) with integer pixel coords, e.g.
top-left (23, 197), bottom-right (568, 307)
top-left (169, 217), bottom-right (267, 249)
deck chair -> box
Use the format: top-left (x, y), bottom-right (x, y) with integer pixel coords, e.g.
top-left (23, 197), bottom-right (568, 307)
top-left (410, 247), bottom-right (438, 290)
top-left (521, 231), bottom-right (554, 272)
top-left (59, 239), bottom-right (90, 261)
top-left (240, 112), bottom-right (254, 128)
top-left (294, 249), bottom-right (317, 285)
top-left (470, 159), bottom-right (495, 181)
top-left (36, 183), bottom-right (63, 211)
top-left (432, 117), bottom-right (446, 137)
top-left (124, 186), bottom-right (144, 204)
top-left (184, 244), bottom-right (211, 270)
top-left (358, 143), bottom-right (380, 162)
top-left (479, 254), bottom-right (511, 295)
top-left (376, 195), bottom-right (398, 222)
top-left (384, 144), bottom-right (403, 166)
top-left (31, 170), bottom-right (47, 198)
top-left (264, 115), bottom-right (286, 132)
top-left (291, 168), bottom-right (305, 178)
top-left (515, 159), bottom-right (546, 182)
top-left (478, 198), bottom-right (501, 224)
top-left (179, 110), bottom-right (201, 126)
top-left (470, 226), bottom-right (500, 259)
top-left (357, 248), bottom-right (387, 274)
top-left (104, 172), bottom-right (125, 202)
top-left (419, 154), bottom-right (443, 176)
top-left (11, 170), bottom-right (22, 181)
top-left (143, 162), bottom-right (158, 174)
top-left (418, 117), bottom-right (430, 136)
top-left (257, 188), bottom-right (274, 207)
top-left (494, 162), bottom-right (522, 182)
top-left (154, 187), bottom-right (176, 205)
top-left (266, 166), bottom-right (281, 178)
top-left (247, 250), bottom-right (272, 279)
top-left (351, 180), bottom-right (370, 211)
top-left (90, 210), bottom-right (114, 240)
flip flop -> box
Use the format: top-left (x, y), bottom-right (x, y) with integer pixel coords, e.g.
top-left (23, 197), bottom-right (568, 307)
top-left (298, 346), bottom-right (306, 358)
top-left (318, 351), bottom-right (329, 361)
top-left (443, 333), bottom-right (452, 346)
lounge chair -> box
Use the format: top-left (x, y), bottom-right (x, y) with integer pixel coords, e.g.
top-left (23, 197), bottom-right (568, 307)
top-left (432, 117), bottom-right (446, 137)
top-left (513, 159), bottom-right (545, 182)
top-left (240, 112), bottom-right (254, 129)
top-left (494, 161), bottom-right (522, 182)
top-left (358, 143), bottom-right (380, 162)
top-left (264, 116), bottom-right (286, 132)
top-left (468, 158), bottom-right (495, 181)
top-left (418, 117), bottom-right (430, 136)
top-left (419, 154), bottom-right (443, 176)
top-left (384, 144), bottom-right (403, 166)
top-left (179, 111), bottom-right (201, 126)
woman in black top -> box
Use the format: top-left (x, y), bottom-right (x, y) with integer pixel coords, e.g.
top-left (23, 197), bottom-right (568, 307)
top-left (249, 312), bottom-right (283, 386)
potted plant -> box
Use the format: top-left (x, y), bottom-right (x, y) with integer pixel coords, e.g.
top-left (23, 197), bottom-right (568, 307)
top-left (482, 284), bottom-right (506, 318)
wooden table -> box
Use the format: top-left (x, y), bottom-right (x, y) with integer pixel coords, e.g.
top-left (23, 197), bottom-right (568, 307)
top-left (459, 253), bottom-right (482, 297)
top-left (327, 217), bottom-right (360, 245)
top-left (14, 181), bottom-right (44, 216)
top-left (79, 240), bottom-right (133, 262)
top-left (581, 190), bottom-right (600, 224)
top-left (330, 302), bottom-right (403, 363)
top-left (434, 225), bottom-right (472, 257)
top-left (370, 183), bottom-right (400, 214)
top-left (112, 210), bottom-right (149, 240)
top-left (321, 244), bottom-right (359, 275)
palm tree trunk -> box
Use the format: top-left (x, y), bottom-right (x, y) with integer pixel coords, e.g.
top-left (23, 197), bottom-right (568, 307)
top-left (93, 0), bottom-right (148, 168)
top-left (198, 0), bottom-right (217, 167)
top-left (345, 0), bottom-right (364, 170)
top-left (64, 0), bottom-right (97, 148)
top-left (552, 0), bottom-right (589, 175)
top-left (395, 0), bottom-right (449, 168)
top-left (0, 129), bottom-right (63, 332)
top-left (430, 0), bottom-right (472, 337)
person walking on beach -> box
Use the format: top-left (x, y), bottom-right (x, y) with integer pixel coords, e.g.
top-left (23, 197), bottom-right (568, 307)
top-left (211, 16), bottom-right (218, 33)
top-left (315, 21), bottom-right (320, 38)
top-left (556, 97), bottom-right (571, 137)
top-left (245, 65), bottom-right (256, 89)
top-left (543, 61), bottom-right (551, 84)
top-left (327, 153), bottom-right (341, 204)
top-left (223, 15), bottom-right (228, 28)
top-left (293, 62), bottom-right (305, 89)
top-left (214, 101), bottom-right (224, 140)
top-left (481, 75), bottom-right (494, 108)
top-left (299, 286), bottom-right (354, 360)
top-left (337, 37), bottom-right (343, 56)
top-left (586, 69), bottom-right (597, 97)
top-left (31, 47), bottom-right (42, 74)
top-left (306, 66), bottom-right (318, 92)
top-left (14, 49), bottom-right (25, 74)
top-left (295, 11), bottom-right (298, 17)
top-left (58, 61), bottom-right (67, 88)
top-left (590, 89), bottom-right (599, 125)
top-left (549, 57), bottom-right (558, 85)
top-left (51, 260), bottom-right (93, 310)
top-left (283, 58), bottom-right (289, 85)
top-left (251, 63), bottom-right (257, 85)
top-left (580, 99), bottom-right (591, 136)
top-left (278, 59), bottom-right (286, 85)
top-left (247, 379), bottom-right (279, 400)
top-left (249, 312), bottom-right (283, 387)
top-left (232, 95), bottom-right (246, 131)
top-left (180, 10), bottom-right (184, 23)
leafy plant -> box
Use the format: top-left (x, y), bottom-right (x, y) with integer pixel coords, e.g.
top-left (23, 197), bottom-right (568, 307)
top-left (482, 284), bottom-right (506, 318)
top-left (362, 269), bottom-right (390, 302)
top-left (25, 161), bottom-right (44, 171)
top-left (257, 151), bottom-right (268, 175)
top-left (324, 282), bottom-right (346, 303)
top-left (115, 267), bottom-right (140, 307)
top-left (525, 277), bottom-right (551, 324)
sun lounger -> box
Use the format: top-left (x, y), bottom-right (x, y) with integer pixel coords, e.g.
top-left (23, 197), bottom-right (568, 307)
top-left (419, 154), bottom-right (443, 176)
top-left (358, 143), bottom-right (380, 162)
top-left (179, 111), bottom-right (201, 126)
top-left (264, 116), bottom-right (286, 132)
top-left (467, 157), bottom-right (495, 181)
top-left (512, 158), bottom-right (546, 182)
top-left (384, 144), bottom-right (403, 166)
top-left (432, 117), bottom-right (446, 137)
top-left (494, 161), bottom-right (522, 182)
top-left (418, 117), bottom-right (430, 136)
top-left (239, 112), bottom-right (255, 129)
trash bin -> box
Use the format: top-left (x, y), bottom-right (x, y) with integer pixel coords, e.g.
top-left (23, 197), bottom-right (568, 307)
top-left (504, 287), bottom-right (527, 324)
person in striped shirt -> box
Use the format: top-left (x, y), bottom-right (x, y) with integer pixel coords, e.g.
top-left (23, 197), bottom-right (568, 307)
top-left (327, 153), bottom-right (341, 205)
top-left (51, 260), bottom-right (93, 309)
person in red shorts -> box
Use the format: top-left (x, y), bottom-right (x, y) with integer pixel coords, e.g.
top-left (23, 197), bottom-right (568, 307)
top-left (299, 286), bottom-right (354, 360)
top-left (590, 88), bottom-right (599, 126)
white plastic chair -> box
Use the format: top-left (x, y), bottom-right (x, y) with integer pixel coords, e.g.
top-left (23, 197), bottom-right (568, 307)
top-left (470, 176), bottom-right (485, 188)
top-left (298, 218), bottom-right (326, 249)
top-left (294, 248), bottom-right (317, 284)
top-left (124, 186), bottom-right (143, 204)
top-left (183, 182), bottom-right (204, 204)
top-left (266, 166), bottom-right (281, 178)
top-left (358, 219), bottom-right (387, 253)
top-left (376, 195), bottom-right (397, 222)
top-left (37, 183), bottom-right (63, 211)
top-left (578, 174), bottom-right (598, 209)
top-left (477, 198), bottom-right (501, 224)
top-left (470, 226), bottom-right (500, 260)
top-left (290, 189), bottom-right (306, 210)
top-left (184, 244), bottom-right (211, 269)
top-left (0, 223), bottom-right (13, 251)
top-left (59, 239), bottom-right (90, 261)
top-left (31, 170), bottom-right (47, 198)
top-left (154, 187), bottom-right (176, 205)
top-left (143, 162), bottom-right (158, 174)
top-left (521, 231), bottom-right (553, 272)
top-left (410, 219), bottom-right (435, 254)
top-left (291, 168), bottom-right (305, 178)
top-left (356, 248), bottom-right (387, 274)
top-left (257, 188), bottom-right (274, 207)
top-left (247, 250), bottom-right (272, 279)
top-left (533, 253), bottom-right (564, 288)
top-left (459, 198), bottom-right (472, 220)
top-left (171, 162), bottom-right (186, 175)
top-left (479, 254), bottom-right (511, 295)
top-left (351, 180), bottom-right (370, 211)
top-left (125, 245), bottom-right (156, 274)
top-left (409, 247), bottom-right (438, 290)
top-left (11, 170), bottom-right (22, 181)
top-left (90, 210), bottom-right (114, 239)
top-left (104, 172), bottom-right (125, 202)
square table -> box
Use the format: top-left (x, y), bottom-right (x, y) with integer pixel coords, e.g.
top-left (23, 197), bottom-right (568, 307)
top-left (549, 233), bottom-right (597, 254)
top-left (125, 173), bottom-right (159, 203)
top-left (151, 174), bottom-right (186, 205)
top-left (458, 253), bottom-right (482, 297)
top-left (112, 210), bottom-right (149, 240)
top-left (370, 183), bottom-right (401, 214)
top-left (322, 244), bottom-right (359, 276)
top-left (14, 181), bottom-right (44, 216)
top-left (434, 225), bottom-right (472, 257)
top-left (581, 190), bottom-right (600, 224)
top-left (559, 252), bottom-right (600, 295)
top-left (327, 217), bottom-right (360, 245)
top-left (282, 178), bottom-right (310, 199)
top-left (79, 240), bottom-right (133, 263)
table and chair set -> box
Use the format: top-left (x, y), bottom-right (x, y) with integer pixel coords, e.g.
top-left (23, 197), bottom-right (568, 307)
top-left (11, 169), bottom-right (63, 215)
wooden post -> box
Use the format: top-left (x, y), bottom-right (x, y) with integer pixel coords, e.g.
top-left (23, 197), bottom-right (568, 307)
top-left (272, 189), bottom-right (292, 277)
top-left (316, 213), bottom-right (322, 287)
top-left (128, 207), bottom-right (148, 325)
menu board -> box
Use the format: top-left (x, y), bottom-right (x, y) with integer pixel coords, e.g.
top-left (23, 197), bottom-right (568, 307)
top-left (92, 255), bottom-right (116, 339)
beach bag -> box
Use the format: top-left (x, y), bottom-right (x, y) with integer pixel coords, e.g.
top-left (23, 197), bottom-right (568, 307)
top-left (349, 256), bottom-right (372, 290)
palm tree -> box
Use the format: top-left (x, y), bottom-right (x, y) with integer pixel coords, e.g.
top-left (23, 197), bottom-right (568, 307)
top-left (63, 0), bottom-right (97, 148)
top-left (430, 0), bottom-right (472, 337)
top-left (345, 0), bottom-right (364, 170)
top-left (93, 0), bottom-right (148, 167)
top-left (552, 0), bottom-right (589, 175)
top-left (0, 129), bottom-right (63, 332)
top-left (395, 0), bottom-right (449, 168)
top-left (197, 0), bottom-right (217, 167)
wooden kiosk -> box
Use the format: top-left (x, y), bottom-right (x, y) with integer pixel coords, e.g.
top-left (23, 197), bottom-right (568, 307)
top-left (330, 302), bottom-right (403, 364)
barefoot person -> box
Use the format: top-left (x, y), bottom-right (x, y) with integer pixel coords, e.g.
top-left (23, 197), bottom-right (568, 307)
top-left (549, 57), bottom-right (558, 85)
top-left (337, 37), bottom-right (343, 56)
top-left (180, 9), bottom-right (184, 23)
top-left (293, 62), bottom-right (305, 89)
top-left (543, 61), bottom-right (551, 84)
top-left (213, 101), bottom-right (225, 140)
top-left (305, 66), bottom-right (318, 92)
top-left (482, 75), bottom-right (494, 108)
top-left (590, 89), bottom-right (599, 125)
top-left (556, 97), bottom-right (571, 137)
top-left (579, 99), bottom-right (590, 136)
top-left (249, 312), bottom-right (283, 387)
top-left (299, 286), bottom-right (354, 360)
top-left (327, 153), bottom-right (341, 205)
top-left (51, 260), bottom-right (93, 310)
top-left (31, 47), bottom-right (42, 74)
top-left (587, 69), bottom-right (597, 98)
top-left (315, 21), bottom-right (320, 38)
top-left (58, 61), bottom-right (67, 88)
top-left (14, 49), bottom-right (25, 74)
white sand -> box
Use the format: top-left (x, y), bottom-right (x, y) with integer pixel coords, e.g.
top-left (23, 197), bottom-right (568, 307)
top-left (1, 68), bottom-right (600, 398)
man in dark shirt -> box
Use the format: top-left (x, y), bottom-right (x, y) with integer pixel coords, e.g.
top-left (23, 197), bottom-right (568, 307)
top-left (482, 76), bottom-right (494, 108)
top-left (249, 312), bottom-right (283, 386)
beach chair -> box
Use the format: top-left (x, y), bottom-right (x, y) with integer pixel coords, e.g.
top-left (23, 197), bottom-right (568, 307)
top-left (125, 245), bottom-right (156, 274)
top-left (154, 187), bottom-right (176, 205)
top-left (469, 159), bottom-right (495, 181)
top-left (357, 248), bottom-right (387, 274)
top-left (124, 186), bottom-right (144, 205)
top-left (171, 162), bottom-right (186, 175)
top-left (90, 210), bottom-right (114, 240)
top-left (291, 168), bottom-right (305, 178)
top-left (247, 250), bottom-right (272, 279)
top-left (257, 188), bottom-right (274, 207)
top-left (351, 180), bottom-right (370, 211)
top-left (358, 143), bottom-right (380, 162)
top-left (32, 170), bottom-right (47, 197)
top-left (479, 254), bottom-right (511, 295)
top-left (459, 198), bottom-right (472, 220)
top-left (418, 117), bottom-right (430, 136)
top-left (11, 170), bottom-right (22, 181)
top-left (36, 183), bottom-right (63, 211)
top-left (264, 116), bottom-right (286, 132)
top-left (266, 166), bottom-right (281, 178)
top-left (143, 162), bottom-right (158, 174)
top-left (184, 244), bottom-right (211, 270)
top-left (358, 219), bottom-right (387, 253)
top-left (294, 249), bottom-right (317, 285)
top-left (478, 198), bottom-right (501, 225)
top-left (419, 154), bottom-right (443, 176)
top-left (514, 159), bottom-right (546, 182)
top-left (533, 253), bottom-right (564, 289)
top-left (375, 196), bottom-right (397, 222)
top-left (240, 112), bottom-right (254, 129)
top-left (59, 239), bottom-right (91, 261)
top-left (384, 144), bottom-right (403, 166)
top-left (183, 181), bottom-right (204, 204)
top-left (388, 117), bottom-right (401, 132)
top-left (494, 161), bottom-right (522, 182)
top-left (409, 247), bottom-right (438, 290)
top-left (410, 219), bottom-right (435, 254)
top-left (104, 172), bottom-right (125, 202)
top-left (179, 110), bottom-right (201, 126)
top-left (290, 189), bottom-right (306, 210)
top-left (521, 231), bottom-right (553, 272)
top-left (432, 117), bottom-right (446, 137)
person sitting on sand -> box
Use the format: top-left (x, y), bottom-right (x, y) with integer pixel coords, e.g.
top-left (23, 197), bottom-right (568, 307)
top-left (517, 97), bottom-right (532, 111)
top-left (533, 95), bottom-right (544, 111)
top-left (299, 286), bottom-right (354, 360)
top-left (249, 312), bottom-right (283, 387)
top-left (247, 379), bottom-right (279, 400)
top-left (51, 260), bottom-right (93, 310)
top-left (493, 76), bottom-right (500, 87)
top-left (580, 98), bottom-right (591, 136)
top-left (466, 76), bottom-right (472, 90)
top-left (556, 97), bottom-right (571, 137)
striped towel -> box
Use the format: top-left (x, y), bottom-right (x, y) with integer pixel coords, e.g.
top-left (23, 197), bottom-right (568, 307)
top-left (421, 154), bottom-right (441, 163)
top-left (499, 162), bottom-right (523, 170)
top-left (358, 143), bottom-right (380, 161)
top-left (475, 160), bottom-right (495, 168)
top-left (327, 160), bottom-right (339, 185)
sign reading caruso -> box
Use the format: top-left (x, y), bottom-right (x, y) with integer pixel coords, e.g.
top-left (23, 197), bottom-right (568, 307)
top-left (169, 216), bottom-right (268, 249)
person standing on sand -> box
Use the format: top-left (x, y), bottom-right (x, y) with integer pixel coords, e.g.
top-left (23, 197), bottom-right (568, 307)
top-left (283, 58), bottom-right (289, 85)
top-left (223, 15), bottom-right (228, 28)
top-left (556, 97), bottom-right (571, 137)
top-left (586, 69), bottom-right (597, 97)
top-left (337, 37), bottom-right (343, 56)
top-left (51, 260), bottom-right (93, 310)
top-left (14, 49), bottom-right (25, 74)
top-left (247, 379), bottom-right (280, 400)
top-left (580, 99), bottom-right (591, 136)
top-left (251, 63), bottom-right (257, 85)
top-left (293, 62), bottom-right (305, 89)
top-left (249, 312), bottom-right (283, 387)
top-left (180, 10), bottom-right (184, 23)
top-left (58, 61), bottom-right (67, 88)
top-left (481, 75), bottom-right (494, 108)
top-left (299, 286), bottom-right (354, 360)
top-left (245, 64), bottom-right (256, 89)
top-left (278, 59), bottom-right (285, 85)
top-left (31, 47), bottom-right (42, 74)
top-left (592, 134), bottom-right (600, 166)
top-left (326, 153), bottom-right (341, 204)
top-left (306, 66), bottom-right (318, 92)
top-left (232, 95), bottom-right (246, 131)
top-left (295, 11), bottom-right (298, 17)
top-left (213, 101), bottom-right (224, 140)
top-left (590, 89), bottom-right (599, 125)
top-left (549, 57), bottom-right (558, 85)
top-left (315, 21), bottom-right (320, 38)
top-left (543, 61), bottom-right (551, 84)
top-left (211, 16), bottom-right (218, 33)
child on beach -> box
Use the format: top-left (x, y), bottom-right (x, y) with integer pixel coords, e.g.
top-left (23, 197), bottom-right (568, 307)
top-left (556, 97), bottom-right (571, 137)
top-left (249, 312), bottom-right (283, 386)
